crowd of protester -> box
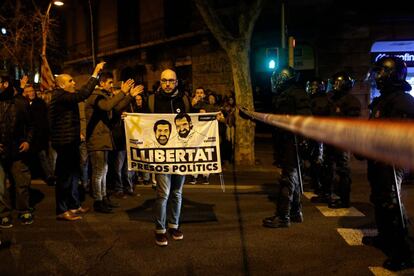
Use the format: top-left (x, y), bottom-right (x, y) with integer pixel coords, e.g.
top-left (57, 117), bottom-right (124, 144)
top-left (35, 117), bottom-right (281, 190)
top-left (0, 64), bottom-right (236, 223)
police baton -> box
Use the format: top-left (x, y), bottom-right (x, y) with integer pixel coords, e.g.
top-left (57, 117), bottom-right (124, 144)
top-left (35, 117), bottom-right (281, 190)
top-left (392, 166), bottom-right (406, 229)
top-left (294, 135), bottom-right (304, 195)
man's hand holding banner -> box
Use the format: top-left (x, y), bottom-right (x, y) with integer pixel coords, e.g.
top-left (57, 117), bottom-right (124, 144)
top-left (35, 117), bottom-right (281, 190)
top-left (125, 112), bottom-right (222, 175)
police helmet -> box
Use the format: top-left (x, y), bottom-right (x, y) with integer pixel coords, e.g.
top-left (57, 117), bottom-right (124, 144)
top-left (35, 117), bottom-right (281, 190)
top-left (271, 66), bottom-right (297, 93)
top-left (306, 78), bottom-right (325, 94)
top-left (331, 71), bottom-right (354, 92)
top-left (373, 56), bottom-right (407, 89)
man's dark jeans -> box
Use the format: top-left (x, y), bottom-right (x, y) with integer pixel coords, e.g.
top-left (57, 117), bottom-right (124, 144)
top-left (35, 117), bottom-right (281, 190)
top-left (54, 143), bottom-right (81, 215)
top-left (0, 159), bottom-right (31, 217)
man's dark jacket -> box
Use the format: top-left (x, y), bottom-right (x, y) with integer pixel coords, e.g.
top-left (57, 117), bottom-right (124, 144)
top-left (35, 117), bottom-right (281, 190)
top-left (150, 88), bottom-right (190, 114)
top-left (0, 87), bottom-right (33, 161)
top-left (49, 78), bottom-right (98, 148)
top-left (28, 97), bottom-right (50, 152)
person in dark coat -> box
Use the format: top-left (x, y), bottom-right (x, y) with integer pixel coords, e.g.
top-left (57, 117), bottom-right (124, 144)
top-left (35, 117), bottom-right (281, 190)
top-left (313, 71), bottom-right (361, 208)
top-left (363, 56), bottom-right (414, 271)
top-left (263, 66), bottom-right (312, 228)
top-left (0, 73), bottom-right (33, 227)
top-left (23, 85), bottom-right (55, 185)
top-left (305, 78), bottom-right (332, 197)
top-left (49, 62), bottom-right (105, 221)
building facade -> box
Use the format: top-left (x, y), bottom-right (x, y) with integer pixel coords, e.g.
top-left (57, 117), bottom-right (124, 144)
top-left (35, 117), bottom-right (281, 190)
top-left (62, 0), bottom-right (414, 116)
top-left (63, 0), bottom-right (234, 97)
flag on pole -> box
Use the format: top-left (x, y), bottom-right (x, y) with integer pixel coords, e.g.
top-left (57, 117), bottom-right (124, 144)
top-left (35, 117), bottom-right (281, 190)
top-left (40, 55), bottom-right (55, 91)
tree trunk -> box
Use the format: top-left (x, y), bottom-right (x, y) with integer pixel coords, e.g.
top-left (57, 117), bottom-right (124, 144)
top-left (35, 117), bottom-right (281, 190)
top-left (227, 41), bottom-right (255, 166)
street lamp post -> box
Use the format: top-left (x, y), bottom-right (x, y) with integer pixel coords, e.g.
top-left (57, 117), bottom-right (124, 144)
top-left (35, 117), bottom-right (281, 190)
top-left (41, 0), bottom-right (64, 56)
top-left (88, 0), bottom-right (96, 67)
top-left (40, 1), bottom-right (63, 91)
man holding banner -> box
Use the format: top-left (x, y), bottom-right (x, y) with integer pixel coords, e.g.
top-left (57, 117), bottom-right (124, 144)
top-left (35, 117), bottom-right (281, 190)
top-left (147, 69), bottom-right (190, 246)
top-left (124, 69), bottom-right (221, 246)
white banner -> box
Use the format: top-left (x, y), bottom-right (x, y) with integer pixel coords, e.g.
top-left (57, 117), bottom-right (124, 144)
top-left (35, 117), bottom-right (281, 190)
top-left (124, 112), bottom-right (222, 175)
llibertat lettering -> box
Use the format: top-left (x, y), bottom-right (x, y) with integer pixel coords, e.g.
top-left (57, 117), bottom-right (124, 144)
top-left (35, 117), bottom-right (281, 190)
top-left (130, 147), bottom-right (217, 163)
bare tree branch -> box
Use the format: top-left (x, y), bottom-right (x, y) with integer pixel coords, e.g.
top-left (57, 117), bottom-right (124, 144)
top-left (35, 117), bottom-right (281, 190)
top-left (239, 0), bottom-right (266, 40)
top-left (0, 0), bottom-right (58, 72)
top-left (193, 0), bottom-right (234, 49)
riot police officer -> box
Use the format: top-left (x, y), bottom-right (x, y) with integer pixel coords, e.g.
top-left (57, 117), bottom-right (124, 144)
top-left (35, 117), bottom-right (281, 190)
top-left (263, 67), bottom-right (311, 228)
top-left (305, 78), bottom-right (332, 195)
top-left (314, 71), bottom-right (361, 208)
top-left (364, 56), bottom-right (414, 271)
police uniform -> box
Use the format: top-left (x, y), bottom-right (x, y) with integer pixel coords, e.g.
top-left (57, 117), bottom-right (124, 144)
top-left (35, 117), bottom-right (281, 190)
top-left (323, 72), bottom-right (361, 208)
top-left (307, 79), bottom-right (332, 194)
top-left (365, 56), bottom-right (414, 271)
top-left (264, 67), bottom-right (311, 228)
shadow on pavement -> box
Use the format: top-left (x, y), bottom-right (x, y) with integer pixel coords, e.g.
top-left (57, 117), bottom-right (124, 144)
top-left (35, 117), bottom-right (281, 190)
top-left (29, 187), bottom-right (45, 210)
top-left (126, 197), bottom-right (217, 223)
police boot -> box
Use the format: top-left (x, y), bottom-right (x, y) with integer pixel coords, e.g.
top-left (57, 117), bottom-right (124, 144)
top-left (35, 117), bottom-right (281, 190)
top-left (362, 235), bottom-right (389, 251)
top-left (290, 212), bottom-right (304, 223)
top-left (262, 215), bottom-right (290, 228)
top-left (328, 198), bottom-right (350, 209)
top-left (310, 195), bottom-right (330, 204)
top-left (262, 215), bottom-right (277, 224)
top-left (383, 258), bottom-right (414, 271)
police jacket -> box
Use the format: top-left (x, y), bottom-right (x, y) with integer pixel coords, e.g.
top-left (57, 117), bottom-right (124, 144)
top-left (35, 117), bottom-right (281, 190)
top-left (367, 81), bottom-right (414, 181)
top-left (85, 89), bottom-right (133, 152)
top-left (369, 81), bottom-right (414, 120)
top-left (310, 92), bottom-right (332, 116)
top-left (329, 90), bottom-right (361, 117)
top-left (49, 77), bottom-right (98, 148)
top-left (0, 88), bottom-right (33, 162)
top-left (272, 84), bottom-right (312, 166)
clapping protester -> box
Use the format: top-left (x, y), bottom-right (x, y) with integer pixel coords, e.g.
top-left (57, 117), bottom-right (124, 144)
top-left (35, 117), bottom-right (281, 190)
top-left (49, 62), bottom-right (105, 221)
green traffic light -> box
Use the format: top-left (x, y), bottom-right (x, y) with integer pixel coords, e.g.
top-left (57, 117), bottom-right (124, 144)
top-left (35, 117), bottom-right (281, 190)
top-left (268, 59), bottom-right (276, 69)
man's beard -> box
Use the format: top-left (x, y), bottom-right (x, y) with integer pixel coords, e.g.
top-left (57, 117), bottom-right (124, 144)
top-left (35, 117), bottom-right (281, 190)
top-left (178, 129), bottom-right (190, 138)
top-left (157, 135), bottom-right (168, 145)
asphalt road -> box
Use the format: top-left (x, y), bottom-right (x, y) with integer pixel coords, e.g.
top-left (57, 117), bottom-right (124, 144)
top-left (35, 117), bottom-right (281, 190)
top-left (1, 138), bottom-right (413, 276)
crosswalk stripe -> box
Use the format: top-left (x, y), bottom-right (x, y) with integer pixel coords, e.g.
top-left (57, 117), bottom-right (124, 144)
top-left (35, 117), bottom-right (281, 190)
top-left (369, 266), bottom-right (398, 276)
top-left (337, 228), bottom-right (378, 246)
top-left (316, 206), bottom-right (365, 217)
top-left (303, 192), bottom-right (317, 200)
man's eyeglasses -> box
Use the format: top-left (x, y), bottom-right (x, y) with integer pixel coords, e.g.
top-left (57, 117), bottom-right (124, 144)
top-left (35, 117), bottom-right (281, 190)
top-left (161, 79), bottom-right (176, 84)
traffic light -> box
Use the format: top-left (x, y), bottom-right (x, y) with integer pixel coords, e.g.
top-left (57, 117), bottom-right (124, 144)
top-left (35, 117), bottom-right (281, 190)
top-left (266, 47), bottom-right (279, 70)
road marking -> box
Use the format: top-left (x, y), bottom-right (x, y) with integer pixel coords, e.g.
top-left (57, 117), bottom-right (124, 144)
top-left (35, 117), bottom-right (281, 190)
top-left (369, 266), bottom-right (397, 276)
top-left (303, 192), bottom-right (317, 200)
top-left (316, 206), bottom-right (365, 217)
top-left (337, 228), bottom-right (378, 246)
top-left (31, 179), bottom-right (47, 185)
